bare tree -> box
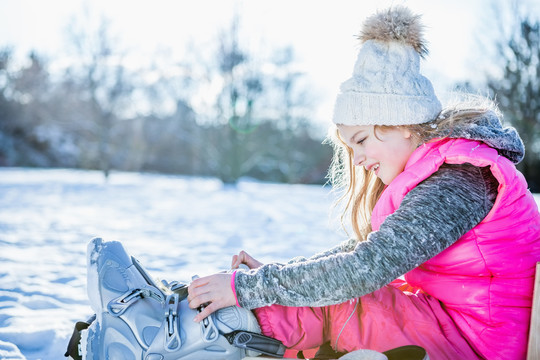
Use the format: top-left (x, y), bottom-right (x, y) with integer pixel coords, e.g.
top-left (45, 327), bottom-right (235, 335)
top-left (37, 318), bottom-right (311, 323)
top-left (205, 15), bottom-right (265, 184)
top-left (486, 2), bottom-right (540, 190)
top-left (0, 50), bottom-right (71, 166)
top-left (269, 46), bottom-right (321, 183)
top-left (63, 9), bottom-right (134, 178)
top-left (136, 48), bottom-right (202, 175)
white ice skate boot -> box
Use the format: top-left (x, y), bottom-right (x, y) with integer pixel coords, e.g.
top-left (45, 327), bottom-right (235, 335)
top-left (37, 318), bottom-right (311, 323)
top-left (80, 237), bottom-right (285, 360)
top-left (338, 346), bottom-right (429, 360)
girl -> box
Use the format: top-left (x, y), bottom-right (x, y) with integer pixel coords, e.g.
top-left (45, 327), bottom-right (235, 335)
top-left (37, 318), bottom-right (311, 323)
top-left (188, 6), bottom-right (540, 360)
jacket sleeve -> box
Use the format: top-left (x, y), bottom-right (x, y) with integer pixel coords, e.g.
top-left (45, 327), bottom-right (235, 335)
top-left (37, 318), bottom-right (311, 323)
top-left (234, 164), bottom-right (498, 309)
top-left (286, 238), bottom-right (357, 264)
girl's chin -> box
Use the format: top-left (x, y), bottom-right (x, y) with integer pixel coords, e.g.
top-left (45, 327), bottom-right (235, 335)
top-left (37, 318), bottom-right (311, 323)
top-left (382, 174), bottom-right (402, 185)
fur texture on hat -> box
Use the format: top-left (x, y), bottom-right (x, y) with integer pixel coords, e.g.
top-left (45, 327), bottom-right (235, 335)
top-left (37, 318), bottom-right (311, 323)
top-left (359, 6), bottom-right (427, 57)
top-left (332, 6), bottom-right (441, 126)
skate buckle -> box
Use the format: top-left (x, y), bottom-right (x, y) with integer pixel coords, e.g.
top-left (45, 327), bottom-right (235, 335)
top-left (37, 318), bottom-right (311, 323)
top-left (164, 294), bottom-right (181, 351)
top-left (107, 285), bottom-right (165, 317)
top-left (198, 305), bottom-right (219, 343)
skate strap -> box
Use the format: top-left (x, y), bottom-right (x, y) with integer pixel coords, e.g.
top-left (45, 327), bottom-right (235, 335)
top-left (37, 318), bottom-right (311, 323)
top-left (169, 282), bottom-right (189, 300)
top-left (225, 330), bottom-right (286, 358)
top-left (107, 285), bottom-right (165, 317)
top-left (64, 314), bottom-right (96, 360)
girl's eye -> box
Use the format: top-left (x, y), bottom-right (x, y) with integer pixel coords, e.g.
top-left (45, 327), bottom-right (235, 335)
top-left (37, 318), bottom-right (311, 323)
top-left (356, 137), bottom-right (367, 145)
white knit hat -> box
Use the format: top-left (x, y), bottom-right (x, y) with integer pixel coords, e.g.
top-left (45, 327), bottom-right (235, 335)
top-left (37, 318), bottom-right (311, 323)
top-left (332, 6), bottom-right (441, 126)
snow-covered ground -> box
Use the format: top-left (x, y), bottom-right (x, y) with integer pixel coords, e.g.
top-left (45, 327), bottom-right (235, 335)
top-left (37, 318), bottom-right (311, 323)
top-left (1, 167), bottom-right (539, 360)
top-left (0, 167), bottom-right (340, 359)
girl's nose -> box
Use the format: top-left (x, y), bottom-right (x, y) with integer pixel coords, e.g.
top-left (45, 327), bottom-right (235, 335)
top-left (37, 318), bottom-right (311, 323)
top-left (353, 151), bottom-right (365, 167)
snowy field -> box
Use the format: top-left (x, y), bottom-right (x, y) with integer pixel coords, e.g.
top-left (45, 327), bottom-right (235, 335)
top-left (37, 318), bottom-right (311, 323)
top-left (1, 167), bottom-right (539, 360)
top-left (0, 167), bottom-right (340, 359)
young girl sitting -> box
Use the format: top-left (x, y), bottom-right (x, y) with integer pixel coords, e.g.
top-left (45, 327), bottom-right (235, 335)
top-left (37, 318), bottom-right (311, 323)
top-left (188, 6), bottom-right (540, 360)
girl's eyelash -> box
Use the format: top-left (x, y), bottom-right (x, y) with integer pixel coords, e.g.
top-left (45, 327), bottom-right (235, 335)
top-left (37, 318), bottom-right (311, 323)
top-left (356, 137), bottom-right (366, 145)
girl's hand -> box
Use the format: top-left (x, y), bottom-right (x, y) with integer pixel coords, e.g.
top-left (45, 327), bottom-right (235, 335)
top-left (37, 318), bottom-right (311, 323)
top-left (187, 273), bottom-right (236, 322)
top-left (231, 250), bottom-right (263, 269)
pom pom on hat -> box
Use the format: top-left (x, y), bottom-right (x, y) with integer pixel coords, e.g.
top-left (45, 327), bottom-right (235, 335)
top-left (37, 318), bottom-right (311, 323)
top-left (359, 6), bottom-right (427, 58)
top-left (332, 6), bottom-right (441, 126)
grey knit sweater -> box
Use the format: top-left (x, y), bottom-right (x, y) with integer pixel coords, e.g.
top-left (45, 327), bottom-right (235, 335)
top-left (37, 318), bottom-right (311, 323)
top-left (234, 112), bottom-right (525, 309)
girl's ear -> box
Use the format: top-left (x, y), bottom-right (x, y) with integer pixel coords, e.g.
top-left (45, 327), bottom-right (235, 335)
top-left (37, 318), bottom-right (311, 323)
top-left (402, 128), bottom-right (413, 139)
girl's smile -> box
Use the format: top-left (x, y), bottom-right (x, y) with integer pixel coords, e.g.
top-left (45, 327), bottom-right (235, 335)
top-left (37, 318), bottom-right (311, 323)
top-left (337, 124), bottom-right (417, 185)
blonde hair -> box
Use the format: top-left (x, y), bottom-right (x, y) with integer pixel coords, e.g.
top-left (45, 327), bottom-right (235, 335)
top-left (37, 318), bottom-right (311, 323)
top-left (326, 94), bottom-right (501, 242)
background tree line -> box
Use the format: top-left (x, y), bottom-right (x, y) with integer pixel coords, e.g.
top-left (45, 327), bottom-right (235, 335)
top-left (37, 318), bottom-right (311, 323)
top-left (0, 6), bottom-right (539, 190)
top-left (0, 12), bottom-right (332, 185)
top-left (486, 3), bottom-right (540, 192)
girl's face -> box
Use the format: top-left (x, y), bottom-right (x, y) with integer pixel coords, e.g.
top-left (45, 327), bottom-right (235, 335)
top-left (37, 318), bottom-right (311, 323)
top-left (337, 124), bottom-right (417, 185)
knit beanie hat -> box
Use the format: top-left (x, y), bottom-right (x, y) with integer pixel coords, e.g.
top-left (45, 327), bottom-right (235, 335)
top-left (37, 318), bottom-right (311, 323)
top-left (332, 6), bottom-right (441, 126)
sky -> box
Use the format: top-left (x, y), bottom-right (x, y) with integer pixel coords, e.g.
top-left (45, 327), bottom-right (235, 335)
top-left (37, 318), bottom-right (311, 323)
top-left (0, 0), bottom-right (538, 124)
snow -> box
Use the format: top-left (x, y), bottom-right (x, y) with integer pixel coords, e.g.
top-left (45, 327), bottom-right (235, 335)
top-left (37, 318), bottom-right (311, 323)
top-left (1, 168), bottom-right (539, 360)
top-left (0, 167), bottom-right (339, 359)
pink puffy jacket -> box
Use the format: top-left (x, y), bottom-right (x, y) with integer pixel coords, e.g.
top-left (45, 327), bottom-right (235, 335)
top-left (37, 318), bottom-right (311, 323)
top-left (371, 138), bottom-right (540, 359)
top-left (254, 138), bottom-right (540, 359)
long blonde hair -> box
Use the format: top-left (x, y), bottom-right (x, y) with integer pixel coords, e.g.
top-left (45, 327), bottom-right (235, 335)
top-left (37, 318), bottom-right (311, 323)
top-left (326, 94), bottom-right (501, 242)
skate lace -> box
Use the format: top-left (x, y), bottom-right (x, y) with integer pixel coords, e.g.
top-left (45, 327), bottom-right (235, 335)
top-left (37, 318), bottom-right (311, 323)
top-left (107, 285), bottom-right (165, 317)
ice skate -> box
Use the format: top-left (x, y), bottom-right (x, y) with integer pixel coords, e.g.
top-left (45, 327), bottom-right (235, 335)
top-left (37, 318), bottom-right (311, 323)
top-left (338, 345), bottom-right (429, 360)
top-left (78, 237), bottom-right (285, 360)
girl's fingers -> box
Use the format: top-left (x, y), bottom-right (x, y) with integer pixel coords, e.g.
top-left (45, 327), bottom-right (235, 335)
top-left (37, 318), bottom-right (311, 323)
top-left (187, 273), bottom-right (236, 322)
top-left (193, 301), bottom-right (220, 323)
top-left (189, 277), bottom-right (209, 290)
top-left (231, 254), bottom-right (239, 269)
top-left (241, 251), bottom-right (263, 269)
top-left (187, 289), bottom-right (209, 309)
top-left (239, 251), bottom-right (254, 267)
top-left (238, 251), bottom-right (247, 263)
top-left (231, 251), bottom-right (249, 269)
